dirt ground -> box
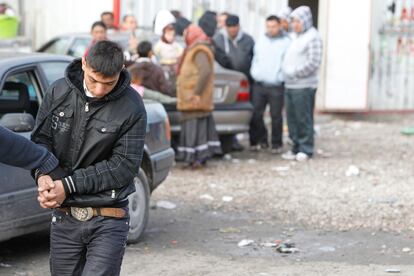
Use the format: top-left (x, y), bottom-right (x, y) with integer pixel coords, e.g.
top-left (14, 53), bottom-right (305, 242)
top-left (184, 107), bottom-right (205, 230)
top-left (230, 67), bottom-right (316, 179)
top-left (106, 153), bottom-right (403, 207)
top-left (1, 114), bottom-right (414, 276)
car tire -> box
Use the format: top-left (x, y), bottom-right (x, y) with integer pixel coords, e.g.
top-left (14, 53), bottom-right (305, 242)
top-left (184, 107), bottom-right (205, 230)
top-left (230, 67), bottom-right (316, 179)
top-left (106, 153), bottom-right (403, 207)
top-left (127, 168), bottom-right (150, 244)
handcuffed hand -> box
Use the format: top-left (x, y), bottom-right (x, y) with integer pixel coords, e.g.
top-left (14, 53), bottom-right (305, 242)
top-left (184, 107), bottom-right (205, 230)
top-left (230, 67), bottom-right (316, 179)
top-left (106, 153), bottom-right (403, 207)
top-left (37, 176), bottom-right (66, 209)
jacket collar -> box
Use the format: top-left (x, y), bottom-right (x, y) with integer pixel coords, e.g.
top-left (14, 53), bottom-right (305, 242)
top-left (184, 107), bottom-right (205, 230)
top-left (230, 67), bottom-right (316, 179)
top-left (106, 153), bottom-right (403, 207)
top-left (65, 58), bottom-right (131, 102)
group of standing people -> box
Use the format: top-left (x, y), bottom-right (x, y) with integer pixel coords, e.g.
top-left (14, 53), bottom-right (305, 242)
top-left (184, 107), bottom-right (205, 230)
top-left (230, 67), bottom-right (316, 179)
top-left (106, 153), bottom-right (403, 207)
top-left (122, 6), bottom-right (323, 166)
top-left (212, 6), bottom-right (323, 162)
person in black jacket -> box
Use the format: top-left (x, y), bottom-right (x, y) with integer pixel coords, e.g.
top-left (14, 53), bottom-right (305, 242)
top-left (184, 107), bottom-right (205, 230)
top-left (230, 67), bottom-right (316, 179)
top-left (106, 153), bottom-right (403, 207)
top-left (198, 11), bottom-right (234, 69)
top-left (32, 41), bottom-right (147, 276)
top-left (0, 125), bottom-right (58, 173)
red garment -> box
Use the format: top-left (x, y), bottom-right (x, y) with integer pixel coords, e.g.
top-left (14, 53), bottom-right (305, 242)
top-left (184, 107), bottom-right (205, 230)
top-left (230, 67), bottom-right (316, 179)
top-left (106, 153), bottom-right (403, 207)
top-left (177, 24), bottom-right (210, 74)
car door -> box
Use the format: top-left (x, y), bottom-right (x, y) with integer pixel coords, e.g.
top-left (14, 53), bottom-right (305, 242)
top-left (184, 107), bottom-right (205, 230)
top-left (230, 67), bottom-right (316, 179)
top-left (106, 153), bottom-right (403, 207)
top-left (0, 66), bottom-right (51, 241)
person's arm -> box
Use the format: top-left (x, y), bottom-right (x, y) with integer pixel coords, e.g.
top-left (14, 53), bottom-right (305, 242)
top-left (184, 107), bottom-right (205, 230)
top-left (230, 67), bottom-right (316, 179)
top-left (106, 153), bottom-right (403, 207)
top-left (0, 126), bottom-right (58, 173)
top-left (193, 51), bottom-right (212, 96)
top-left (155, 66), bottom-right (174, 96)
top-left (293, 37), bottom-right (323, 78)
top-left (213, 44), bottom-right (233, 69)
top-left (60, 110), bottom-right (147, 195)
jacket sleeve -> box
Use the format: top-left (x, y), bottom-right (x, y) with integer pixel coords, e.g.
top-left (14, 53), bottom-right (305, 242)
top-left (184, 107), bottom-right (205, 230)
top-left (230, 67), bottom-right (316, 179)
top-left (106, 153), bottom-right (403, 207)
top-left (156, 67), bottom-right (174, 96)
top-left (62, 110), bottom-right (147, 195)
top-left (213, 44), bottom-right (233, 69)
top-left (31, 84), bottom-right (55, 152)
top-left (0, 126), bottom-right (58, 173)
top-left (293, 37), bottom-right (323, 78)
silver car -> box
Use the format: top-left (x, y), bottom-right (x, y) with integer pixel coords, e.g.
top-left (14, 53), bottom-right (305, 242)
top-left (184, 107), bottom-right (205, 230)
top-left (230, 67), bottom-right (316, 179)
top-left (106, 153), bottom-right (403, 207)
top-left (38, 33), bottom-right (253, 152)
top-left (0, 52), bottom-right (174, 243)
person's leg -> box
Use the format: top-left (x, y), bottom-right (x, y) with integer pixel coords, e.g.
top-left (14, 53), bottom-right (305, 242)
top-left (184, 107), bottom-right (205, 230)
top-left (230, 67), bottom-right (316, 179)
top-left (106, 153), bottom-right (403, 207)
top-left (249, 83), bottom-right (269, 147)
top-left (284, 88), bottom-right (298, 153)
top-left (291, 88), bottom-right (316, 156)
top-left (269, 85), bottom-right (284, 149)
top-left (50, 210), bottom-right (87, 276)
top-left (82, 215), bottom-right (130, 276)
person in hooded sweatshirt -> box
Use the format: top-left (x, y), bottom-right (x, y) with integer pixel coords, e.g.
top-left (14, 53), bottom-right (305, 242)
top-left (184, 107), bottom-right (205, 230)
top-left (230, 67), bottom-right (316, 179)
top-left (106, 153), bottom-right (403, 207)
top-left (153, 10), bottom-right (184, 84)
top-left (281, 6), bottom-right (323, 162)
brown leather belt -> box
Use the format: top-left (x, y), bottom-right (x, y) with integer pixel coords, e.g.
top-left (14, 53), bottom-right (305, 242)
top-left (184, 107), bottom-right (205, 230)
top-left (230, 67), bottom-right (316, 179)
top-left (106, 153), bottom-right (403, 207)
top-left (57, 207), bottom-right (126, 221)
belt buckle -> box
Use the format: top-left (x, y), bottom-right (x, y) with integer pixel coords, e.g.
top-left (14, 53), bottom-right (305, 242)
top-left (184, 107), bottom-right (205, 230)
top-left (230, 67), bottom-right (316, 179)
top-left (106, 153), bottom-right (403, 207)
top-left (70, 207), bottom-right (93, 221)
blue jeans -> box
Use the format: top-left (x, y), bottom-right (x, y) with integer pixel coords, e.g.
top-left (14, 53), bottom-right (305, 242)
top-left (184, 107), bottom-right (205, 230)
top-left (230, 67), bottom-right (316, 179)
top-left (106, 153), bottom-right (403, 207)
top-left (49, 209), bottom-right (129, 276)
top-left (285, 88), bottom-right (316, 156)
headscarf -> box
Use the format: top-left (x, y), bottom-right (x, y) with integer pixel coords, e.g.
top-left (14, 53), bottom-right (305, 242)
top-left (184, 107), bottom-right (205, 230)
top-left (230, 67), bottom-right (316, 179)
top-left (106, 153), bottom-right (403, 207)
top-left (177, 24), bottom-right (210, 74)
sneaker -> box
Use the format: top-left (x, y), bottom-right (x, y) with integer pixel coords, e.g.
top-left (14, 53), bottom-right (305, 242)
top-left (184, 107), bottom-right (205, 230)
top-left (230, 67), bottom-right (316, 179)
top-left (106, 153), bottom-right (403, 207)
top-left (249, 145), bottom-right (261, 151)
top-left (271, 146), bottom-right (283, 154)
top-left (281, 151), bottom-right (296, 160)
top-left (296, 152), bottom-right (309, 162)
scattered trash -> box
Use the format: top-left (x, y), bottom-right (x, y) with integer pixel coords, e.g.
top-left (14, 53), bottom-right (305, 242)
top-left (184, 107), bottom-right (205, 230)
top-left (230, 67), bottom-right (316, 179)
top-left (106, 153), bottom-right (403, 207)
top-left (170, 240), bottom-right (178, 245)
top-left (260, 242), bottom-right (279, 248)
top-left (0, 263), bottom-right (11, 268)
top-left (402, 247), bottom-right (411, 253)
top-left (219, 227), bottom-right (241, 233)
top-left (209, 183), bottom-right (217, 189)
top-left (385, 268), bottom-right (401, 273)
top-left (276, 241), bottom-right (299, 254)
top-left (199, 194), bottom-right (214, 201)
top-left (345, 165), bottom-right (360, 177)
top-left (319, 246), bottom-right (336, 252)
top-left (271, 166), bottom-right (290, 172)
top-left (156, 200), bottom-right (177, 210)
top-left (334, 130), bottom-right (341, 136)
top-left (238, 239), bottom-right (254, 247)
top-left (247, 159), bottom-right (257, 164)
top-left (222, 196), bottom-right (234, 202)
top-left (232, 159), bottom-right (240, 164)
top-left (223, 154), bottom-right (232, 161)
top-left (401, 127), bottom-right (414, 136)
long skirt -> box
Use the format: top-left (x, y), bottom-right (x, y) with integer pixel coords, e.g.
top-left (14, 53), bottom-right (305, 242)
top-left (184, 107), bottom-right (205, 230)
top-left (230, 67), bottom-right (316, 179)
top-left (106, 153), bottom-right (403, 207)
top-left (176, 114), bottom-right (222, 163)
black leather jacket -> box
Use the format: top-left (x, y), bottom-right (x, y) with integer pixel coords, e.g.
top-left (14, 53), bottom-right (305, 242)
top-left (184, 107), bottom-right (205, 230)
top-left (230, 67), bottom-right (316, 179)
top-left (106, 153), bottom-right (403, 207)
top-left (32, 59), bottom-right (147, 207)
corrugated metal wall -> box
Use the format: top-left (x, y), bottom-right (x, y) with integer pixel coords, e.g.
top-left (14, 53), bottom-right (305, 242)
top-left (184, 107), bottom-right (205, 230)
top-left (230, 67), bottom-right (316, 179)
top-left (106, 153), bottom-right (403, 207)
top-left (19, 0), bottom-right (112, 48)
top-left (370, 0), bottom-right (414, 110)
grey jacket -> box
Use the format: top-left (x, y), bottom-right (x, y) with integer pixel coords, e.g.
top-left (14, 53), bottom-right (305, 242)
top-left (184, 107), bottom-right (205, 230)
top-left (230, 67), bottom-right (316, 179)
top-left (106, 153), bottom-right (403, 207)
top-left (213, 30), bottom-right (255, 81)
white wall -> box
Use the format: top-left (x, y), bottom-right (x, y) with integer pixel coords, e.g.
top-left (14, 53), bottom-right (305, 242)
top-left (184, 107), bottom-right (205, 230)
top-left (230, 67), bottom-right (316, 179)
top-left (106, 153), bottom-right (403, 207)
top-left (19, 0), bottom-right (112, 48)
top-left (123, 0), bottom-right (288, 40)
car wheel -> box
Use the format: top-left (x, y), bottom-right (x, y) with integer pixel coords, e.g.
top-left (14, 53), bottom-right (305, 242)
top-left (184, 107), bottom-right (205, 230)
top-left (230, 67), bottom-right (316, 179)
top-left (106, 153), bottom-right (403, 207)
top-left (127, 169), bottom-right (150, 244)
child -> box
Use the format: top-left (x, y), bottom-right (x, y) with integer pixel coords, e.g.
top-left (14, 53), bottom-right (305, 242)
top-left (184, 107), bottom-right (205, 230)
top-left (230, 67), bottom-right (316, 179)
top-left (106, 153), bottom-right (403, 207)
top-left (153, 10), bottom-right (183, 83)
top-left (127, 65), bottom-right (176, 104)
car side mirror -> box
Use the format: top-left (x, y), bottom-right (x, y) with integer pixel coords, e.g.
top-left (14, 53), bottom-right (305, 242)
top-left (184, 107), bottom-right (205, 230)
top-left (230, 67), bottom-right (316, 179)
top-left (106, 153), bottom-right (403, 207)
top-left (0, 113), bottom-right (35, 132)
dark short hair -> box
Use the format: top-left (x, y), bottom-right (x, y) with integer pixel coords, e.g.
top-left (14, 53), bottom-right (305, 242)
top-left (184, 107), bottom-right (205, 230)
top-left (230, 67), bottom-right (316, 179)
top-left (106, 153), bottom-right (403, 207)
top-left (266, 15), bottom-right (281, 23)
top-left (85, 40), bottom-right (124, 77)
top-left (101, 11), bottom-right (114, 18)
top-left (225, 15), bottom-right (239, 27)
top-left (91, 21), bottom-right (107, 32)
top-left (170, 10), bottom-right (181, 19)
top-left (137, 41), bottom-right (152, 58)
top-left (127, 64), bottom-right (145, 81)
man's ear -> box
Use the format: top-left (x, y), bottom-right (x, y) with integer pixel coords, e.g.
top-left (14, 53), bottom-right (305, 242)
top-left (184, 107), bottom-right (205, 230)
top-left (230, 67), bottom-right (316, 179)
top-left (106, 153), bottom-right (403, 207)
top-left (81, 57), bottom-right (87, 71)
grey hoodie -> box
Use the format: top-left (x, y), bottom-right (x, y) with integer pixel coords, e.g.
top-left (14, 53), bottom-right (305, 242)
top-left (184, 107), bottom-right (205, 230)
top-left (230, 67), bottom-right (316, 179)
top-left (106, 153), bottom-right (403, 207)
top-left (282, 6), bottom-right (323, 89)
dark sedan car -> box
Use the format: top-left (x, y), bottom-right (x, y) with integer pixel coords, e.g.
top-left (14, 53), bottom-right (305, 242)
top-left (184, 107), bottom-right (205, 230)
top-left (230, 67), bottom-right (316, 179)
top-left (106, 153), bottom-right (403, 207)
top-left (38, 33), bottom-right (253, 152)
top-left (0, 52), bottom-right (174, 243)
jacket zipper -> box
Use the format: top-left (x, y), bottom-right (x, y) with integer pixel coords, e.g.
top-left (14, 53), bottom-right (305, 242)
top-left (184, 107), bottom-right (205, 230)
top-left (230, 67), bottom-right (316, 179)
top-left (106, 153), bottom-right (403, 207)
top-left (85, 102), bottom-right (89, 112)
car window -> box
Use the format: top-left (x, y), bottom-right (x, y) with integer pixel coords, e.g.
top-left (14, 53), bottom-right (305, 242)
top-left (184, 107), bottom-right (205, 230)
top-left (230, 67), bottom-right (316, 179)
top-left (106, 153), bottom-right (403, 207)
top-left (1, 72), bottom-right (38, 100)
top-left (0, 71), bottom-right (40, 118)
top-left (39, 62), bottom-right (70, 86)
top-left (43, 37), bottom-right (71, 55)
top-left (68, 38), bottom-right (91, 57)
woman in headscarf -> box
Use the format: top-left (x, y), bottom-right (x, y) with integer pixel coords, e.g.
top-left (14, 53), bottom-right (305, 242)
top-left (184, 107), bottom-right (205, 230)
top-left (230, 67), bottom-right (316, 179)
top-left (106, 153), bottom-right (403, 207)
top-left (176, 24), bottom-right (222, 168)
